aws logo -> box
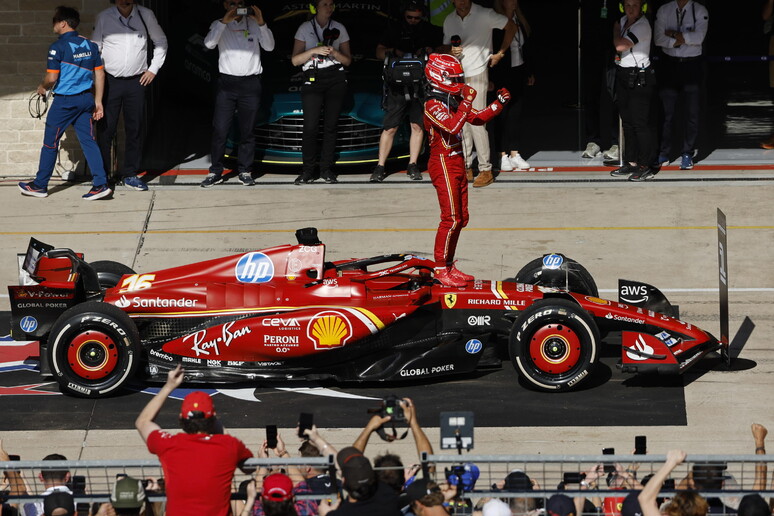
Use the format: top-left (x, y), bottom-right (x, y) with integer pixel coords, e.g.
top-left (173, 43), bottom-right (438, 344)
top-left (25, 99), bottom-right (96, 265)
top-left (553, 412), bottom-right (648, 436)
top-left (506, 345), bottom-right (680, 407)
top-left (308, 311), bottom-right (351, 350)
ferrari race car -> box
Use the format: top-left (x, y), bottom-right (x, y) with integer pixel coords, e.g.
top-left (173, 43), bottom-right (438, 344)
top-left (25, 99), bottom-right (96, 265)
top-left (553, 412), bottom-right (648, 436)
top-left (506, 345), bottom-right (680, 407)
top-left (7, 228), bottom-right (734, 398)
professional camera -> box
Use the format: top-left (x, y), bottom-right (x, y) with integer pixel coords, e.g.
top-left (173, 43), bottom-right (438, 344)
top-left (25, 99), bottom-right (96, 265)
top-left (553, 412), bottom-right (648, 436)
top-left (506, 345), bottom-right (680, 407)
top-left (381, 395), bottom-right (406, 422)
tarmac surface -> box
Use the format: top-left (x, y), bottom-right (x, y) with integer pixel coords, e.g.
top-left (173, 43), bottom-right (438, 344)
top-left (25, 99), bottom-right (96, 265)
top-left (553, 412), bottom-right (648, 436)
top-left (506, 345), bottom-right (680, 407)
top-left (0, 165), bottom-right (772, 464)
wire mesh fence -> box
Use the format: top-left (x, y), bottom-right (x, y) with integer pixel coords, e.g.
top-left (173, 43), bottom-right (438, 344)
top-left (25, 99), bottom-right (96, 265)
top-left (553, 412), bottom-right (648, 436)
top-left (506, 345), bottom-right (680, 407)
top-left (2, 454), bottom-right (773, 514)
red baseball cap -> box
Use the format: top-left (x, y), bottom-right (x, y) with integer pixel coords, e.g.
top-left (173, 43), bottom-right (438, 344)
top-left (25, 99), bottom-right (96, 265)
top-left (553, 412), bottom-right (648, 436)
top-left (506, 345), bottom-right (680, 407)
top-left (262, 473), bottom-right (294, 502)
top-left (179, 391), bottom-right (215, 419)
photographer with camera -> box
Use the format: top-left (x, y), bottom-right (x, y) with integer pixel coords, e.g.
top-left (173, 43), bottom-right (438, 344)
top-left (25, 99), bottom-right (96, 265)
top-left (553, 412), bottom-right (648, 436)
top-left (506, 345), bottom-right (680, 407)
top-left (200, 1), bottom-right (275, 188)
top-left (369, 2), bottom-right (441, 182)
top-left (610, 0), bottom-right (657, 182)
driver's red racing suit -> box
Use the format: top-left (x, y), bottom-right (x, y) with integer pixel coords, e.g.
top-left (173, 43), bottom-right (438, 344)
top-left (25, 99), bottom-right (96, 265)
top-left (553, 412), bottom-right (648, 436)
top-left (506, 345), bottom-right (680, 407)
top-left (423, 90), bottom-right (504, 268)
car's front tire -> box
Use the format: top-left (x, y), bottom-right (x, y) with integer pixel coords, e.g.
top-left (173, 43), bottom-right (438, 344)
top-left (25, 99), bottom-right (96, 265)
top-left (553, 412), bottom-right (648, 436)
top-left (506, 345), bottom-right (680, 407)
top-left (48, 302), bottom-right (140, 398)
top-left (509, 299), bottom-right (600, 391)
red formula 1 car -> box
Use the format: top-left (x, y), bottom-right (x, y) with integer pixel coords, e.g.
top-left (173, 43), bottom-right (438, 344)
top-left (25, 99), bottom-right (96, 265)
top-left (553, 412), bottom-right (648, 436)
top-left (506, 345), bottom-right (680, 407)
top-left (7, 228), bottom-right (736, 398)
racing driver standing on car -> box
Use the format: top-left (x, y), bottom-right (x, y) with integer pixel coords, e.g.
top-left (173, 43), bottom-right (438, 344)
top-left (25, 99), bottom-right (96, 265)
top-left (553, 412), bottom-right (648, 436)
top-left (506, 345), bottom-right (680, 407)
top-left (423, 54), bottom-right (510, 287)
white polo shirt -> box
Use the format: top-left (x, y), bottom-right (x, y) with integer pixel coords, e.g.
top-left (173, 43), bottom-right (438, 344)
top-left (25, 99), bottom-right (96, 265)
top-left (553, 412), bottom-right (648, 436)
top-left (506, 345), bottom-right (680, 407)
top-left (294, 18), bottom-right (350, 71)
top-left (443, 3), bottom-right (508, 77)
top-left (654, 0), bottom-right (709, 58)
top-left (204, 17), bottom-right (275, 76)
top-left (617, 15), bottom-right (651, 68)
top-left (92, 5), bottom-right (168, 77)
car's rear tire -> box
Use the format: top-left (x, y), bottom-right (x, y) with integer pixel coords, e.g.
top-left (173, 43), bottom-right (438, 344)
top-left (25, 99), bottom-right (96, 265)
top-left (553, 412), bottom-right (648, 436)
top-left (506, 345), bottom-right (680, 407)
top-left (509, 299), bottom-right (599, 391)
top-left (48, 301), bottom-right (140, 398)
top-left (89, 260), bottom-right (135, 289)
top-left (506, 255), bottom-right (599, 297)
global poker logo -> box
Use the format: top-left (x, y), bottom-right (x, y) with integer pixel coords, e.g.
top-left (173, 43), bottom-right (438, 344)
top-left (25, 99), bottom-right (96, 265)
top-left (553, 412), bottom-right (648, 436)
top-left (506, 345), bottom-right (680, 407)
top-left (235, 252), bottom-right (274, 283)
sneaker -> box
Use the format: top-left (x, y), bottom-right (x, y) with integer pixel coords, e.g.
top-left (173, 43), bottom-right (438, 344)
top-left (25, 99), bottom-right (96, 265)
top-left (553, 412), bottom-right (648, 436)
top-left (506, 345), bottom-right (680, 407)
top-left (407, 163), bottom-right (422, 180)
top-left (322, 174), bottom-right (338, 184)
top-left (628, 166), bottom-right (656, 182)
top-left (370, 165), bottom-right (386, 182)
top-left (610, 163), bottom-right (636, 177)
top-left (582, 142), bottom-right (601, 158)
top-left (294, 174), bottom-right (315, 185)
top-left (679, 153), bottom-right (694, 170)
top-left (18, 181), bottom-right (48, 198)
top-left (510, 153), bottom-right (530, 170)
top-left (238, 172), bottom-right (256, 186)
top-left (449, 263), bottom-right (474, 282)
top-left (603, 145), bottom-right (619, 160)
top-left (499, 154), bottom-right (514, 171)
top-left (657, 154), bottom-right (670, 166)
top-left (434, 267), bottom-right (467, 287)
top-left (122, 175), bottom-right (148, 191)
top-left (200, 173), bottom-right (223, 188)
top-left (82, 184), bottom-right (112, 200)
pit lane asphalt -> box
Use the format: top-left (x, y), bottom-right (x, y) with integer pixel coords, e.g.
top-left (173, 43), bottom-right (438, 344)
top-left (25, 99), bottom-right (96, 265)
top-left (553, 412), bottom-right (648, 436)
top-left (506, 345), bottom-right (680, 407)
top-left (0, 167), bottom-right (772, 462)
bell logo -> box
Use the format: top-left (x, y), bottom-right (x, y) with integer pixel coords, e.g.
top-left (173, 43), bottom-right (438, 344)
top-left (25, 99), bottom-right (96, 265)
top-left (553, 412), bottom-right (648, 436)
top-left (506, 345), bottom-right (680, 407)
top-left (115, 296), bottom-right (131, 308)
top-left (309, 312), bottom-right (351, 349)
top-left (443, 294), bottom-right (456, 309)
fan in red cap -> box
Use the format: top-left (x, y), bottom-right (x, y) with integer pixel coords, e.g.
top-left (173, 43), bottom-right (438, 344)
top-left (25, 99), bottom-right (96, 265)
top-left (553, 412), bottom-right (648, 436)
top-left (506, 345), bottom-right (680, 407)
top-left (423, 53), bottom-right (511, 287)
top-left (262, 473), bottom-right (294, 502)
top-left (179, 391), bottom-right (215, 420)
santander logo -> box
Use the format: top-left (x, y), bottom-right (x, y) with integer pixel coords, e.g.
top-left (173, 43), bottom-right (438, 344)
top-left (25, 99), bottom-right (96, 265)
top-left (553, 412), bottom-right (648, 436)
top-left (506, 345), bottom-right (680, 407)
top-left (625, 334), bottom-right (654, 361)
top-left (114, 295), bottom-right (131, 308)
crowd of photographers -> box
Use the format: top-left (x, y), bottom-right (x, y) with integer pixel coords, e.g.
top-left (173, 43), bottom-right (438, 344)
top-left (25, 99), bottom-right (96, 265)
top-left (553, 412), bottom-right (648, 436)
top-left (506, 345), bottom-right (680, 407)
top-left (1, 372), bottom-right (773, 516)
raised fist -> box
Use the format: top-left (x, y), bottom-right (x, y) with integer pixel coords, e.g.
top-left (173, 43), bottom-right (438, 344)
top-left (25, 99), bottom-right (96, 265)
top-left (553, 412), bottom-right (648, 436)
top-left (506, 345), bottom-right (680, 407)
top-left (497, 88), bottom-right (511, 105)
top-left (461, 85), bottom-right (477, 102)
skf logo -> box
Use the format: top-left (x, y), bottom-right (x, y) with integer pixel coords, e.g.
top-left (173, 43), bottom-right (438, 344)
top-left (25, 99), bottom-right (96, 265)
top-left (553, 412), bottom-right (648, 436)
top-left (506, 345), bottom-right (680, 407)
top-left (235, 252), bottom-right (274, 283)
top-left (308, 311), bottom-right (351, 350)
top-left (443, 294), bottom-right (456, 309)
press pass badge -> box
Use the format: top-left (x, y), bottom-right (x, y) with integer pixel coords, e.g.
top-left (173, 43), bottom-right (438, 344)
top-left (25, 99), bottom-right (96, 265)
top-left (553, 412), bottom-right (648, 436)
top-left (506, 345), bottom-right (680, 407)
top-left (600, 6), bottom-right (608, 19)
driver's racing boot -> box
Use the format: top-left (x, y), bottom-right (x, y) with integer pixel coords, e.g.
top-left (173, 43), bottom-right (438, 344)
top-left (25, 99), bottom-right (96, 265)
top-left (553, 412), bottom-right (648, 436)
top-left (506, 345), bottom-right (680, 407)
top-left (448, 263), bottom-right (474, 282)
top-left (434, 267), bottom-right (467, 287)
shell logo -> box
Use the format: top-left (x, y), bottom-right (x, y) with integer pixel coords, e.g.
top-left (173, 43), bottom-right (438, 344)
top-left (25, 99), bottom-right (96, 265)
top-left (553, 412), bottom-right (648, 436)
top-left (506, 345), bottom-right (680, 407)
top-left (308, 311), bottom-right (351, 350)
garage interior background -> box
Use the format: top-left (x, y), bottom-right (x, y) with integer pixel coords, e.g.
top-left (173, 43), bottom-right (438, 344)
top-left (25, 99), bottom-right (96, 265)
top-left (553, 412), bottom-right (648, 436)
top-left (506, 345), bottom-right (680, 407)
top-left (0, 0), bottom-right (769, 177)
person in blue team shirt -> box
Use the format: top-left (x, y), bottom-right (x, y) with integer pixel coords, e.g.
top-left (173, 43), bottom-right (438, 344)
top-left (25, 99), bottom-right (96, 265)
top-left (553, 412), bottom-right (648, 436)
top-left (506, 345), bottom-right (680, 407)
top-left (19, 6), bottom-right (112, 200)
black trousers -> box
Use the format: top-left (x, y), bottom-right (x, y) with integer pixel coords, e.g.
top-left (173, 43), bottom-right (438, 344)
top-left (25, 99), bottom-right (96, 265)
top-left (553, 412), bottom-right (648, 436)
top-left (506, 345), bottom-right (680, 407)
top-left (658, 57), bottom-right (702, 156)
top-left (301, 67), bottom-right (347, 178)
top-left (615, 67), bottom-right (656, 167)
top-left (494, 64), bottom-right (527, 153)
top-left (210, 74), bottom-right (262, 175)
top-left (581, 55), bottom-right (619, 147)
top-left (98, 73), bottom-right (145, 179)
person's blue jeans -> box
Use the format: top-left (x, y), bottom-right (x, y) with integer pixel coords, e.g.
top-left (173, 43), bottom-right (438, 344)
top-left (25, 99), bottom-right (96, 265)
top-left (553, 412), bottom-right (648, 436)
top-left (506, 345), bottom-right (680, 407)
top-left (35, 92), bottom-right (107, 188)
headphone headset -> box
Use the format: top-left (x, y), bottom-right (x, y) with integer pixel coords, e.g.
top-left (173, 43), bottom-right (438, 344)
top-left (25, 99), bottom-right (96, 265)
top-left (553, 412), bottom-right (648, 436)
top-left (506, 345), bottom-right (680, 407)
top-left (619, 0), bottom-right (648, 14)
top-left (309, 2), bottom-right (335, 14)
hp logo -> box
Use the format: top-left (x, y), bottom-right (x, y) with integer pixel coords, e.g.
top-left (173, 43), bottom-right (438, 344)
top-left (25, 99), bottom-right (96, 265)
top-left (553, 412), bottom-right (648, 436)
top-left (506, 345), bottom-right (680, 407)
top-left (542, 254), bottom-right (564, 270)
top-left (20, 316), bottom-right (38, 333)
top-left (235, 252), bottom-right (274, 283)
top-left (464, 339), bottom-right (483, 354)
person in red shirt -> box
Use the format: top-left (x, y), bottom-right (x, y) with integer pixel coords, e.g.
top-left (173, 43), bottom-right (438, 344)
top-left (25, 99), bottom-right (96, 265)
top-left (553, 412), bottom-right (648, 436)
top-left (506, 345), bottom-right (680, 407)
top-left (135, 365), bottom-right (254, 516)
top-left (423, 53), bottom-right (510, 287)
